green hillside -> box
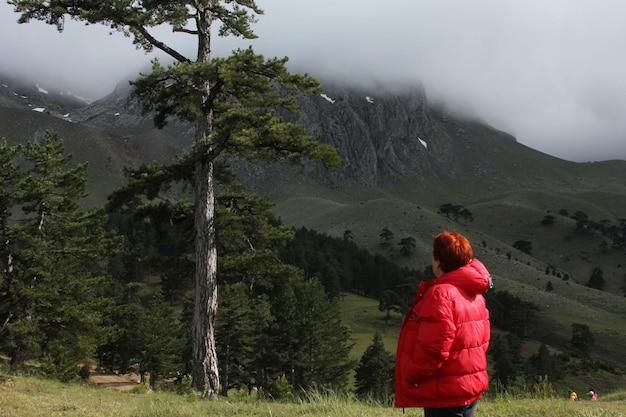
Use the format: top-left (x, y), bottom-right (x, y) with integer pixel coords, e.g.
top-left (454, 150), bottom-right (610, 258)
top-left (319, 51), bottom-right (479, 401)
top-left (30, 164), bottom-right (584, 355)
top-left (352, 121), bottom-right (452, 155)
top-left (271, 182), bottom-right (626, 391)
top-left (340, 292), bottom-right (401, 360)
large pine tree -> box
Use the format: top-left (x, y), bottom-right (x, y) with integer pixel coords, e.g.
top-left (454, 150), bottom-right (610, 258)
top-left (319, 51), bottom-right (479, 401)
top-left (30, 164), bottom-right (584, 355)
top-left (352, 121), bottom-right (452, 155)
top-left (9, 0), bottom-right (340, 397)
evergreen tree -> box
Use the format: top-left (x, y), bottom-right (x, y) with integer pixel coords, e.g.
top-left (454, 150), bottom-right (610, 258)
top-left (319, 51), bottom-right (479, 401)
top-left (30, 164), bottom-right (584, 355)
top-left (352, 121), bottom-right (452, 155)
top-left (354, 332), bottom-right (395, 403)
top-left (530, 343), bottom-right (552, 378)
top-left (11, 0), bottom-right (340, 397)
top-left (0, 133), bottom-right (118, 379)
top-left (144, 200), bottom-right (196, 301)
top-left (105, 200), bottom-right (147, 284)
top-left (439, 203), bottom-right (455, 218)
top-left (0, 140), bottom-right (21, 355)
top-left (0, 139), bottom-right (20, 249)
top-left (215, 282), bottom-right (256, 396)
top-left (99, 286), bottom-right (184, 389)
top-left (394, 277), bottom-right (419, 312)
top-left (260, 277), bottom-right (353, 395)
top-left (587, 267), bottom-right (605, 290)
top-left (399, 236), bottom-right (416, 257)
top-left (379, 227), bottom-right (394, 248)
top-left (439, 204), bottom-right (472, 223)
top-left (139, 292), bottom-right (184, 390)
top-left (96, 282), bottom-right (147, 375)
top-left (361, 255), bottom-right (379, 296)
top-left (513, 240), bottom-right (533, 255)
top-left (459, 207), bottom-right (474, 223)
top-left (316, 257), bottom-right (343, 300)
top-left (573, 211), bottom-right (591, 235)
top-left (570, 323), bottom-right (594, 357)
top-left (295, 279), bottom-right (354, 392)
top-left (526, 343), bottom-right (563, 383)
top-left (338, 250), bottom-right (355, 292)
top-left (486, 290), bottom-right (539, 338)
top-left (107, 173), bottom-right (357, 395)
top-left (378, 290), bottom-right (402, 332)
top-left (489, 333), bottom-right (522, 388)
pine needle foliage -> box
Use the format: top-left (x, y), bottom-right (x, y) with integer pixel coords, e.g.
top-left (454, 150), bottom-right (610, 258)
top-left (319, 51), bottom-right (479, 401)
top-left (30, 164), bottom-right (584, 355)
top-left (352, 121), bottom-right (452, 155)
top-left (0, 132), bottom-right (119, 380)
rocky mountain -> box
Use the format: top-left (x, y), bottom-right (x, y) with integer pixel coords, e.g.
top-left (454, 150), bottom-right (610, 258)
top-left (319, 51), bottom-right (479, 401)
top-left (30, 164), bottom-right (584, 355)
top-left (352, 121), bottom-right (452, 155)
top-left (3, 71), bottom-right (626, 222)
top-left (3, 70), bottom-right (626, 205)
top-left (14, 73), bottom-right (620, 196)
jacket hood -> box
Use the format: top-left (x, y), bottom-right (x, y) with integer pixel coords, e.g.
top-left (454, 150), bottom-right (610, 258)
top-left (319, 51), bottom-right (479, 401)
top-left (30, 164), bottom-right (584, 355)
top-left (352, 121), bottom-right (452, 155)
top-left (419, 259), bottom-right (492, 297)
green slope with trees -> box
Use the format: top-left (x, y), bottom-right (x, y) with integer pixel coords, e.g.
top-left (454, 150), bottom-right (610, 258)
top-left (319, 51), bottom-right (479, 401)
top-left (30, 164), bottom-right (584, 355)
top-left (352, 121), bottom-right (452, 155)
top-left (1, 134), bottom-right (624, 400)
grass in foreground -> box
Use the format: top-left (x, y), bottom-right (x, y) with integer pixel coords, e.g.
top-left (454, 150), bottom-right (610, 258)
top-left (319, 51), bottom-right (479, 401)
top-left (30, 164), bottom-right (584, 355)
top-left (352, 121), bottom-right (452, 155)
top-left (2, 374), bottom-right (626, 417)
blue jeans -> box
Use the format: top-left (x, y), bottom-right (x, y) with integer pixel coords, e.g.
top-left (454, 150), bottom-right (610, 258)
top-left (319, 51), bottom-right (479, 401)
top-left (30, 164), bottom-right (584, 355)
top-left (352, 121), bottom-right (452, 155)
top-left (424, 400), bottom-right (478, 417)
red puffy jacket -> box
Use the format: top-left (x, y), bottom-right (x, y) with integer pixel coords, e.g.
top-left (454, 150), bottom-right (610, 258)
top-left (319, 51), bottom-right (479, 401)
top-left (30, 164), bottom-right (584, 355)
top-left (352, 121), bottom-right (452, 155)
top-left (395, 259), bottom-right (491, 409)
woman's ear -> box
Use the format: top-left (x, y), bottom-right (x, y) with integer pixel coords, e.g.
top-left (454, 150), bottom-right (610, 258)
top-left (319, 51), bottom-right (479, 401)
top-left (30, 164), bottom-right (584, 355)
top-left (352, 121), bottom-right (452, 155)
top-left (432, 258), bottom-right (443, 277)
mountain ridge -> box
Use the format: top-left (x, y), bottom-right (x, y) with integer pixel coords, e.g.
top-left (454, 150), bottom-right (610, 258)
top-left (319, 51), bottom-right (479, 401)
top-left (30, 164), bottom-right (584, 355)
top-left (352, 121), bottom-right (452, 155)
top-left (2, 70), bottom-right (625, 218)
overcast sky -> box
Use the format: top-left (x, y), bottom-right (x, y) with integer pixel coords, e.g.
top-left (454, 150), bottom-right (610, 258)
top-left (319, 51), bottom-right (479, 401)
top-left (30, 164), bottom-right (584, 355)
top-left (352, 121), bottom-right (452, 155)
top-left (1, 0), bottom-right (625, 162)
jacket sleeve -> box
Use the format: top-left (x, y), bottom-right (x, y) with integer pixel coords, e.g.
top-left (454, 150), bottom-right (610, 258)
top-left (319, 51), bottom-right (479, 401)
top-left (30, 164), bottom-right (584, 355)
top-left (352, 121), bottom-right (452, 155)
top-left (402, 289), bottom-right (456, 384)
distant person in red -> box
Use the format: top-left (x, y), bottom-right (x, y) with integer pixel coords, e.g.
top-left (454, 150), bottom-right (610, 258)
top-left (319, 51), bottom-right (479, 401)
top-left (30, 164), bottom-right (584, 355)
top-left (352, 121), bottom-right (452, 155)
top-left (587, 388), bottom-right (598, 401)
top-left (395, 231), bottom-right (492, 417)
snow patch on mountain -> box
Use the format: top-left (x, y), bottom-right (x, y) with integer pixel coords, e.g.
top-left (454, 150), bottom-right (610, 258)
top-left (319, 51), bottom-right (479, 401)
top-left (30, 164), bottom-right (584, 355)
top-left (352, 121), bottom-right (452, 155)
top-left (320, 93), bottom-right (335, 104)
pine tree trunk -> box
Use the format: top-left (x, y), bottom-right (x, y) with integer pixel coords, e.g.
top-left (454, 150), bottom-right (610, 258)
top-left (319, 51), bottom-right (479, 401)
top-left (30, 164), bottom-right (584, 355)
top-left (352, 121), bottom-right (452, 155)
top-left (149, 363), bottom-right (157, 391)
top-left (190, 2), bottom-right (218, 398)
top-left (191, 157), bottom-right (219, 398)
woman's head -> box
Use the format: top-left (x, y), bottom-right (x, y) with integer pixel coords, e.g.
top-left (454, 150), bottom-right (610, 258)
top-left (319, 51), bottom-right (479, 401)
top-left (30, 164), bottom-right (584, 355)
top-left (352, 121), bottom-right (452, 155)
top-left (432, 231), bottom-right (473, 275)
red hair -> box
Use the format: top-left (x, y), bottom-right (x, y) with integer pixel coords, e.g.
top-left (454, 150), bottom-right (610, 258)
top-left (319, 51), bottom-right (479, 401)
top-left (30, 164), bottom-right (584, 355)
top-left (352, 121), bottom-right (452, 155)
top-left (433, 231), bottom-right (473, 273)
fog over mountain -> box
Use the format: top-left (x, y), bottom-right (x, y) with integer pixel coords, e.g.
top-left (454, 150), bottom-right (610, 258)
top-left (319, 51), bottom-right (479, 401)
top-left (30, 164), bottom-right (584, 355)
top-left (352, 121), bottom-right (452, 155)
top-left (1, 0), bottom-right (626, 162)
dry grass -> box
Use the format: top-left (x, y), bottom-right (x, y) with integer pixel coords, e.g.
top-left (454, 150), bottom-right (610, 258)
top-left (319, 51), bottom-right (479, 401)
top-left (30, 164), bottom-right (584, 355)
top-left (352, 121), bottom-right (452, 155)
top-left (1, 374), bottom-right (626, 417)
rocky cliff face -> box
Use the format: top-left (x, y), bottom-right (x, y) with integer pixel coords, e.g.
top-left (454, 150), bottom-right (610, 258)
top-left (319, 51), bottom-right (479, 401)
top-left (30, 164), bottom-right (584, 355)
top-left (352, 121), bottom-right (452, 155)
top-left (2, 72), bottom-right (577, 193)
top-left (63, 77), bottom-right (574, 192)
top-left (258, 81), bottom-right (528, 189)
top-left (287, 82), bottom-right (439, 186)
top-left (70, 80), bottom-right (468, 187)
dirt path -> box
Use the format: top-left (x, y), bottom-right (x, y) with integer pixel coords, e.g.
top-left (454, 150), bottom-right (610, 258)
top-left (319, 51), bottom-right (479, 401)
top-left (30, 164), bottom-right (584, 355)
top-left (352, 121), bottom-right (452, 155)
top-left (89, 372), bottom-right (140, 391)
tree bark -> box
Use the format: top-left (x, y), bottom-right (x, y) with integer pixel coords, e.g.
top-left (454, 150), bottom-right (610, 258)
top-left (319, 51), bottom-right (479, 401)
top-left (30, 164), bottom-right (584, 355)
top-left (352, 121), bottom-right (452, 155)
top-left (191, 157), bottom-right (219, 398)
top-left (190, 2), bottom-right (219, 399)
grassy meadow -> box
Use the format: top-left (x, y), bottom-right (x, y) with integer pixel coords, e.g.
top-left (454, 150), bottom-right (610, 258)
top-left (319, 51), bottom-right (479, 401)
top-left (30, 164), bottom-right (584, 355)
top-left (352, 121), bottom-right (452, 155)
top-left (4, 292), bottom-right (624, 416)
top-left (340, 292), bottom-right (401, 359)
top-left (1, 373), bottom-right (626, 417)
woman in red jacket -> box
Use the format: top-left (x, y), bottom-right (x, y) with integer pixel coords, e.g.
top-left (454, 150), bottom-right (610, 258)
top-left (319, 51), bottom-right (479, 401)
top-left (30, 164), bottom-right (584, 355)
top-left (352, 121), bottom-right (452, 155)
top-left (395, 231), bottom-right (492, 417)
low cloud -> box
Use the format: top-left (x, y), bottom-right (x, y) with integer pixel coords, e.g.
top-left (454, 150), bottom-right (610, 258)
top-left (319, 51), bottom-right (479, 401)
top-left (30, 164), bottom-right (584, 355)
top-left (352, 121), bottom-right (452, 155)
top-left (1, 0), bottom-right (625, 161)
